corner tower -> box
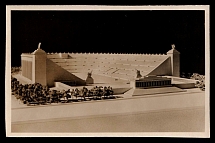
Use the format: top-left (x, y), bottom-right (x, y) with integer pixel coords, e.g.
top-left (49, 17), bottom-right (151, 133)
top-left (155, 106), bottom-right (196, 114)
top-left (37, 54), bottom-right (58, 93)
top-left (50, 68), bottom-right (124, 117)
top-left (32, 43), bottom-right (47, 85)
top-left (167, 44), bottom-right (180, 77)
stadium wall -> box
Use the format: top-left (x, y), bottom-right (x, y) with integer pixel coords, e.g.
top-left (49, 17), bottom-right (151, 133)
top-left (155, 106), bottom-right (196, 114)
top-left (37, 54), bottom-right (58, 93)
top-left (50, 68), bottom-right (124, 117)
top-left (46, 58), bottom-right (86, 87)
top-left (148, 57), bottom-right (172, 76)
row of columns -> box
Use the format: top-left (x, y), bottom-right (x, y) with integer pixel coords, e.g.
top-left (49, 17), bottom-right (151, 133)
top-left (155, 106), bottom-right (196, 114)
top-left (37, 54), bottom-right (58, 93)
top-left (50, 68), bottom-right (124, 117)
top-left (136, 80), bottom-right (171, 88)
top-left (21, 60), bottom-right (32, 80)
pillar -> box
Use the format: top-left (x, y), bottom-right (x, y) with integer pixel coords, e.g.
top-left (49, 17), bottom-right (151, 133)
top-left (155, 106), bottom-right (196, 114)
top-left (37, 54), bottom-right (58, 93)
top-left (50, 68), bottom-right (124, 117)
top-left (32, 43), bottom-right (47, 86)
top-left (167, 44), bottom-right (180, 77)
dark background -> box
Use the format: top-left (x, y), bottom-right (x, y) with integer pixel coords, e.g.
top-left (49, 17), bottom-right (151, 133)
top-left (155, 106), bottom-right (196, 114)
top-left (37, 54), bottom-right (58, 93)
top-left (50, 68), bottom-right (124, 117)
top-left (11, 10), bottom-right (205, 75)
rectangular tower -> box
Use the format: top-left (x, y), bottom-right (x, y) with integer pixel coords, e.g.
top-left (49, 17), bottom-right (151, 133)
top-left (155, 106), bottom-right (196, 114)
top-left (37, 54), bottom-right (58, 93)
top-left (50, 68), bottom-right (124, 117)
top-left (167, 44), bottom-right (180, 77)
top-left (31, 43), bottom-right (47, 86)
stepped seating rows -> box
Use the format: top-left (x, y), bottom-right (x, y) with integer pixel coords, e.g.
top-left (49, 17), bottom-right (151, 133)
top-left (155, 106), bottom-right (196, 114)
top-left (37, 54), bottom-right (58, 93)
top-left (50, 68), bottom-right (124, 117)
top-left (115, 60), bottom-right (158, 66)
top-left (55, 61), bottom-right (158, 68)
top-left (47, 54), bottom-right (62, 59)
top-left (109, 73), bottom-right (134, 80)
top-left (50, 58), bottom-right (115, 64)
top-left (67, 67), bottom-right (111, 73)
top-left (95, 72), bottom-right (132, 80)
top-left (50, 57), bottom-right (164, 64)
top-left (48, 54), bottom-right (167, 61)
top-left (114, 69), bottom-right (136, 75)
top-left (96, 67), bottom-right (111, 72)
top-left (48, 54), bottom-right (166, 62)
top-left (47, 54), bottom-right (169, 80)
top-left (92, 67), bottom-right (110, 72)
top-left (108, 63), bottom-right (155, 71)
top-left (50, 59), bottom-right (68, 63)
top-left (112, 70), bottom-right (149, 79)
top-left (68, 54), bottom-right (123, 59)
top-left (63, 65), bottom-right (110, 69)
top-left (105, 68), bottom-right (119, 74)
top-left (98, 72), bottom-right (135, 80)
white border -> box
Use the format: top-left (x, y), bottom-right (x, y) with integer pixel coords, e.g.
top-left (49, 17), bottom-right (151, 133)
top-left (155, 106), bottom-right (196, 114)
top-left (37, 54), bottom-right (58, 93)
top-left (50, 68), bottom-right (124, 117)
top-left (6, 5), bottom-right (210, 137)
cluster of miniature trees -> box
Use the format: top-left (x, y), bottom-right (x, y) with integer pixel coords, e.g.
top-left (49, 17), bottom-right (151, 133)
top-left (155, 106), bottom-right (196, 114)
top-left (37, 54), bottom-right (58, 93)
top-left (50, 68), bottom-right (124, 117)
top-left (11, 67), bottom-right (21, 74)
top-left (11, 77), bottom-right (115, 106)
top-left (190, 73), bottom-right (205, 91)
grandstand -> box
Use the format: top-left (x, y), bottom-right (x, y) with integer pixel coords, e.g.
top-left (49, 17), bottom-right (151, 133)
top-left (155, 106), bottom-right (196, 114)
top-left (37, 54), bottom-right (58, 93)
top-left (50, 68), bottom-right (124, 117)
top-left (20, 43), bottom-right (180, 87)
top-left (47, 53), bottom-right (172, 80)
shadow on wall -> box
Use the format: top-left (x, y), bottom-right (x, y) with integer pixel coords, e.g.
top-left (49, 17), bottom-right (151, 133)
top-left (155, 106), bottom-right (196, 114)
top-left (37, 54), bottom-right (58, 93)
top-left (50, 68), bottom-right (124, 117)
top-left (46, 59), bottom-right (86, 87)
top-left (148, 57), bottom-right (172, 76)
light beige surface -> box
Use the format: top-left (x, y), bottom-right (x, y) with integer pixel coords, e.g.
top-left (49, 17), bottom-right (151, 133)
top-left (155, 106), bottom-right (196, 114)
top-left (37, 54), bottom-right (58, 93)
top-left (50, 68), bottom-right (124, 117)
top-left (12, 88), bottom-right (204, 123)
top-left (48, 53), bottom-right (171, 80)
top-left (11, 88), bottom-right (205, 133)
top-left (12, 106), bottom-right (204, 132)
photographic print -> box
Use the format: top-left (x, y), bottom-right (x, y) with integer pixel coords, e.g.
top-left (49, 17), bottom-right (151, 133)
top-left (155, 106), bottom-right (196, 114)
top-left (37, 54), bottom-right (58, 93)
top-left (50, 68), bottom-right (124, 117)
top-left (6, 5), bottom-right (210, 137)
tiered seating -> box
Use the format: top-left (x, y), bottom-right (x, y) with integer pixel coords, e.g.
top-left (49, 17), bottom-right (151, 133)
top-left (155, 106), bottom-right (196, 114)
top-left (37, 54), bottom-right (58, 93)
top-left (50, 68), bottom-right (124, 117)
top-left (105, 68), bottom-right (119, 74)
top-left (114, 69), bottom-right (135, 76)
top-left (116, 60), bottom-right (158, 66)
top-left (50, 59), bottom-right (66, 63)
top-left (109, 73), bottom-right (134, 80)
top-left (92, 67), bottom-right (111, 74)
top-left (47, 53), bottom-right (169, 81)
top-left (47, 54), bottom-right (61, 59)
